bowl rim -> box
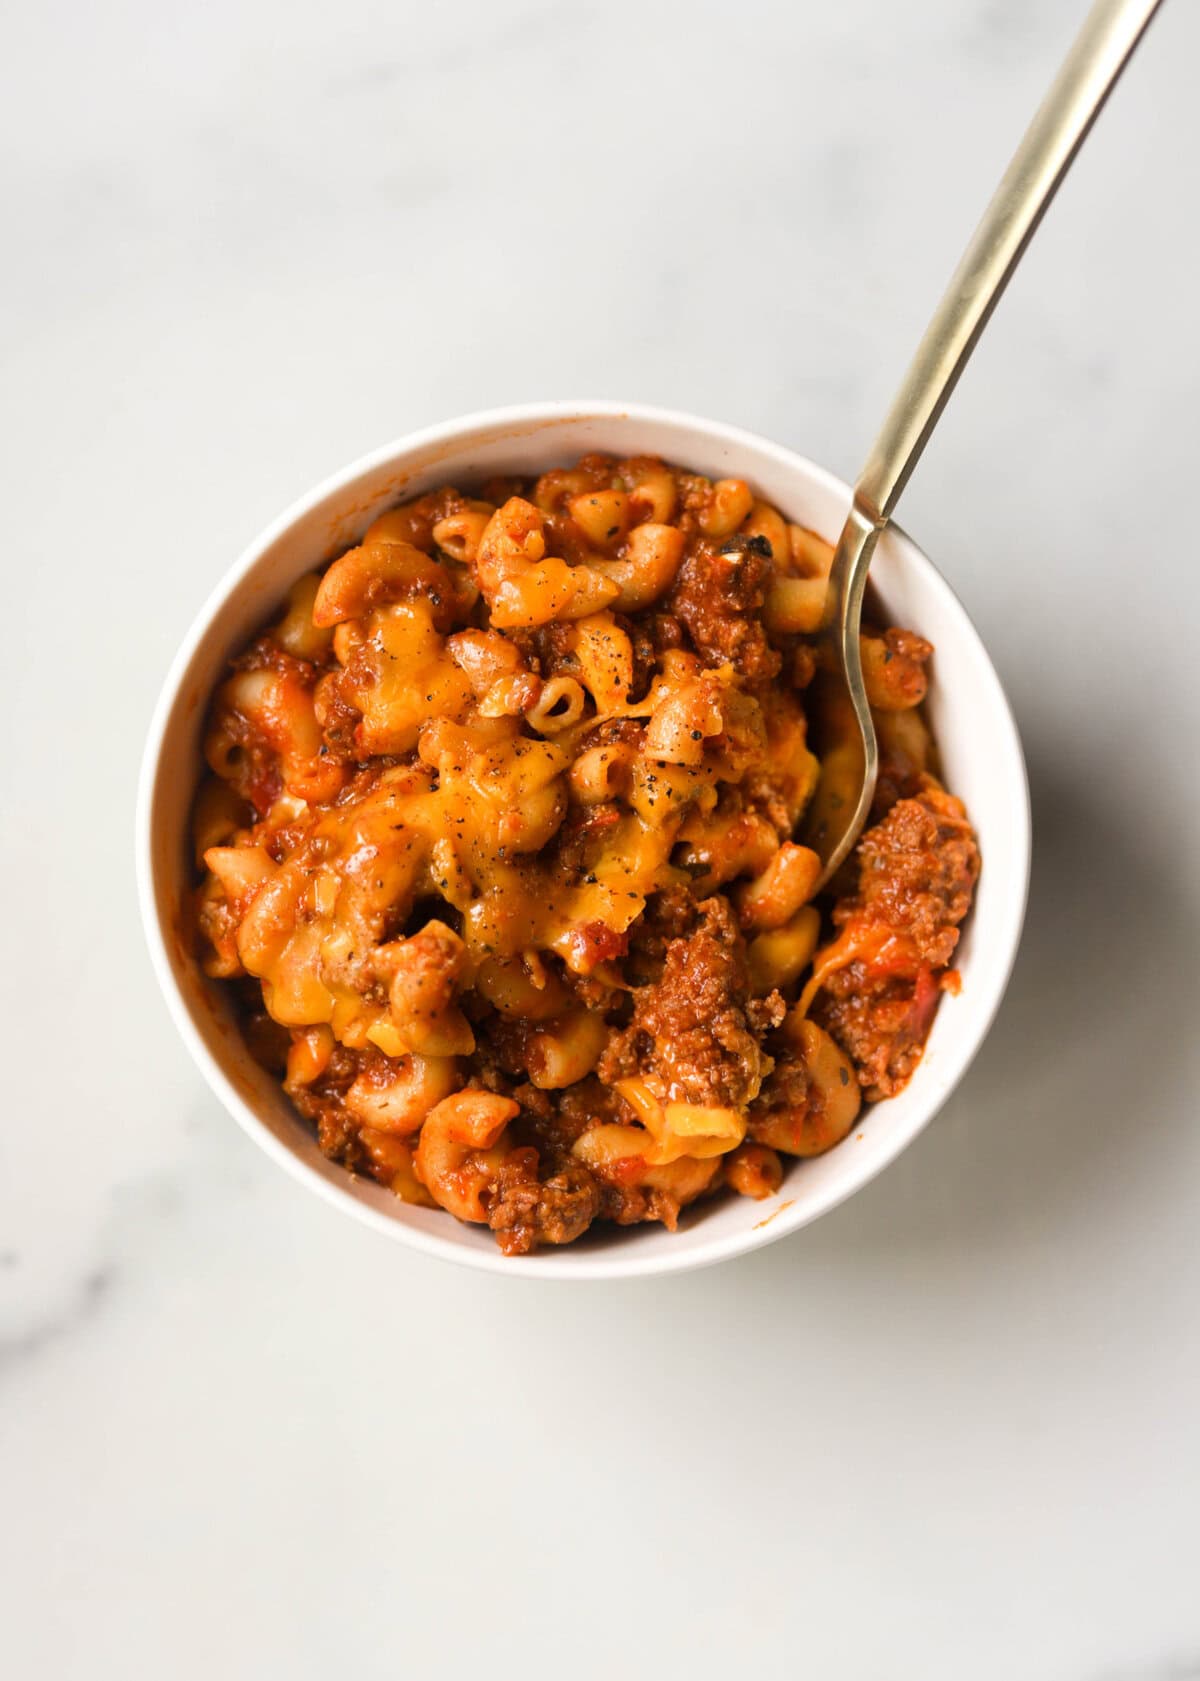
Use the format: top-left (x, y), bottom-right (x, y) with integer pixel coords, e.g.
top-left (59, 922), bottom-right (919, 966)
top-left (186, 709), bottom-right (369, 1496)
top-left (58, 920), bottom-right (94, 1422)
top-left (137, 399), bottom-right (1031, 1280)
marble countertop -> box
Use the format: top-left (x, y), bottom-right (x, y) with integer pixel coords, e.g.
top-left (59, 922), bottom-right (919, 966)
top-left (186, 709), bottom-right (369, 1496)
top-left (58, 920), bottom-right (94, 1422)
top-left (3, 1), bottom-right (1198, 1675)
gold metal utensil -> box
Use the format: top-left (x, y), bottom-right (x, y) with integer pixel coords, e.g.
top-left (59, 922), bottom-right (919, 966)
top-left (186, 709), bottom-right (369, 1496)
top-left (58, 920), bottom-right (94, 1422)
top-left (801, 0), bottom-right (1164, 888)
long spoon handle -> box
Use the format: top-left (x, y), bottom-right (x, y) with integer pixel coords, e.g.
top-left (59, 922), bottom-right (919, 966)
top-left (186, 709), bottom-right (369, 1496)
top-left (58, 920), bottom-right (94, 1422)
top-left (857, 0), bottom-right (1164, 522)
top-left (811, 0), bottom-right (1164, 888)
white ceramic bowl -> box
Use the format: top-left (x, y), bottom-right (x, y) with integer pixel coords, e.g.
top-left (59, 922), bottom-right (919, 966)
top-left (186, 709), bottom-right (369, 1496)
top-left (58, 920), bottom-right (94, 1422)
top-left (138, 402), bottom-right (1030, 1278)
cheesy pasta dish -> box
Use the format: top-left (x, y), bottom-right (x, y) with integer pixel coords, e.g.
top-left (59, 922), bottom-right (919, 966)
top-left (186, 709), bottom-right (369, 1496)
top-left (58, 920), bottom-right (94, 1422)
top-left (194, 454), bottom-right (979, 1252)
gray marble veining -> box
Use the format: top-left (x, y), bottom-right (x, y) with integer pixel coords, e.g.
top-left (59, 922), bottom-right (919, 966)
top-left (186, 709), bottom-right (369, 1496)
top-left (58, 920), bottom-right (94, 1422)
top-left (2, 1), bottom-right (1198, 1676)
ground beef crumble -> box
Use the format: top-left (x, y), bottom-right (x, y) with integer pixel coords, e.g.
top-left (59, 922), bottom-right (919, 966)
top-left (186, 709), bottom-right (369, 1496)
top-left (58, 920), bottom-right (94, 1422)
top-left (485, 1152), bottom-right (602, 1254)
top-left (665, 535), bottom-right (781, 683)
top-left (813, 783), bottom-right (980, 1099)
top-left (287, 1045), bottom-right (363, 1165)
top-left (599, 894), bottom-right (773, 1107)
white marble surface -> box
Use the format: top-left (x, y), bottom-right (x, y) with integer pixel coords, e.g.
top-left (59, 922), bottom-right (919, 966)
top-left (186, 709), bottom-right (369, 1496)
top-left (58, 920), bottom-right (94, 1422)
top-left (3, 0), bottom-right (1199, 1674)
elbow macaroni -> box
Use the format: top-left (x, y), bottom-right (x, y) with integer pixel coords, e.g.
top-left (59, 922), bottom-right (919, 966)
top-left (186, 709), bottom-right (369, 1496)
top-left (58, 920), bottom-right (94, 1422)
top-left (193, 452), bottom-right (973, 1254)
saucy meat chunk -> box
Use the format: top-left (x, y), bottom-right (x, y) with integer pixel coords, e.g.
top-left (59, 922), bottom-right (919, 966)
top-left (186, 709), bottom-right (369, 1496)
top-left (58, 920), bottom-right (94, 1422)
top-left (813, 784), bottom-right (980, 1098)
top-left (600, 894), bottom-right (772, 1108)
top-left (665, 536), bottom-right (780, 684)
top-left (486, 1152), bottom-right (603, 1255)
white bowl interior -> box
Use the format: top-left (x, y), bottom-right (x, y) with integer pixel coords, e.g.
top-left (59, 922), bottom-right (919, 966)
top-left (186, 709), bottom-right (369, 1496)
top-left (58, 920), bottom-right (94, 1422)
top-left (139, 404), bottom-right (1029, 1278)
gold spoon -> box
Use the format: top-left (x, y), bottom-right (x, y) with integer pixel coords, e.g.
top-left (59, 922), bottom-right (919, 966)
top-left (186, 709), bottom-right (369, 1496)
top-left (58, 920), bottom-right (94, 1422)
top-left (800, 0), bottom-right (1163, 888)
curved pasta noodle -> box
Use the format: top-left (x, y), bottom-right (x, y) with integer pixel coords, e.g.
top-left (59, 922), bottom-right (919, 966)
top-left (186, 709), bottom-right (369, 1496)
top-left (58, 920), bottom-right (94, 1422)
top-left (674, 805), bottom-right (779, 893)
top-left (613, 1078), bottom-right (747, 1164)
top-left (445, 628), bottom-right (522, 693)
top-left (789, 524), bottom-right (835, 578)
top-left (569, 742), bottom-right (638, 805)
top-left (751, 1016), bottom-right (861, 1157)
top-left (203, 843), bottom-right (275, 905)
top-left (698, 477), bottom-right (754, 538)
top-left (643, 674), bottom-right (724, 766)
top-left (476, 497), bottom-right (620, 628)
top-left (319, 601), bottom-right (475, 759)
top-left (567, 488), bottom-right (631, 550)
top-left (358, 1128), bottom-right (437, 1206)
top-left (617, 457), bottom-right (677, 524)
top-left (432, 506), bottom-right (492, 564)
top-left (274, 574), bottom-right (334, 660)
top-left (572, 1124), bottom-right (723, 1206)
top-left (532, 465), bottom-right (596, 513)
top-left (371, 922), bottom-right (475, 1058)
top-left (746, 906), bottom-right (821, 995)
top-left (475, 955), bottom-right (571, 1022)
top-left (313, 540), bottom-right (461, 630)
top-left (208, 665), bottom-right (345, 805)
top-left (591, 522), bottom-right (684, 610)
top-left (285, 1025), bottom-right (335, 1089)
top-left (526, 676), bottom-right (587, 735)
top-left (739, 499), bottom-right (790, 567)
top-left (343, 1054), bottom-right (460, 1136)
top-left (735, 842), bottom-right (822, 931)
top-left (724, 1142), bottom-right (784, 1199)
top-left (363, 498), bottom-right (444, 553)
top-left (763, 575), bottom-right (826, 635)
top-left (860, 630), bottom-right (932, 711)
top-left (526, 1009), bottom-right (609, 1090)
top-left (414, 1090), bottom-right (520, 1222)
top-left (571, 612), bottom-right (634, 710)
